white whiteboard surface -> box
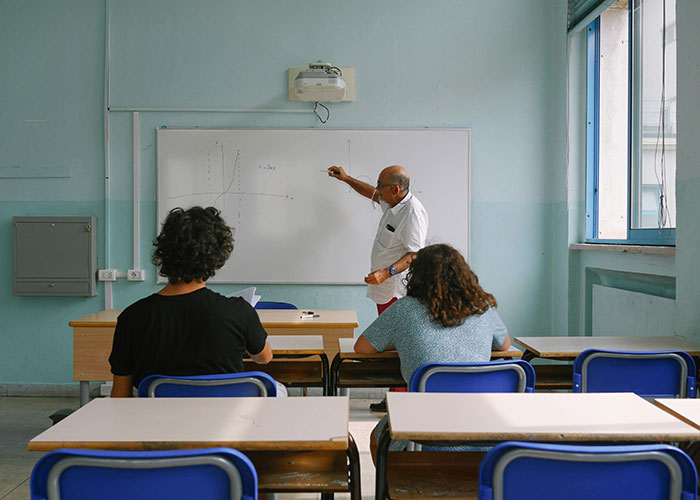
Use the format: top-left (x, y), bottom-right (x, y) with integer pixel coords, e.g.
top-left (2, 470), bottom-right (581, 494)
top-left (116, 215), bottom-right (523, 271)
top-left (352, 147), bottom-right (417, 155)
top-left (157, 128), bottom-right (470, 284)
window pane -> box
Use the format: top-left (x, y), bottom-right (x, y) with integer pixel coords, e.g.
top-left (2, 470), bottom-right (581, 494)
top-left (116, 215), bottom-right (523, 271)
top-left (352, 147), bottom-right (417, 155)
top-left (631, 0), bottom-right (676, 230)
top-left (597, 3), bottom-right (629, 240)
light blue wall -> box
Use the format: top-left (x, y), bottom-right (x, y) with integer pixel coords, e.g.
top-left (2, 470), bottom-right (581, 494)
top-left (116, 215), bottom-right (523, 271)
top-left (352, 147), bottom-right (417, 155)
top-left (675, 0), bottom-right (700, 340)
top-left (566, 0), bottom-right (700, 341)
top-left (1, 0), bottom-right (568, 386)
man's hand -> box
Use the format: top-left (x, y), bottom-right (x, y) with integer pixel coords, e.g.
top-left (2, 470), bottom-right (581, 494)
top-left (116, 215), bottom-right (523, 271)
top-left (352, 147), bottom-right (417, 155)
top-left (327, 165), bottom-right (349, 182)
top-left (364, 268), bottom-right (392, 285)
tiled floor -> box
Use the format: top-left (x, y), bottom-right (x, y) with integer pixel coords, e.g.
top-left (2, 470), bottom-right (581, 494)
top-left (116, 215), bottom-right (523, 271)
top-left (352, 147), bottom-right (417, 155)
top-left (0, 395), bottom-right (383, 500)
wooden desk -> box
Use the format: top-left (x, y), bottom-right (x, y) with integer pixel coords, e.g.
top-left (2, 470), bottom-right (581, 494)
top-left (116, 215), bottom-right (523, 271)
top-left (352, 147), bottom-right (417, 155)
top-left (653, 399), bottom-right (700, 467)
top-left (654, 398), bottom-right (700, 431)
top-left (244, 335), bottom-right (329, 395)
top-left (513, 335), bottom-right (700, 390)
top-left (29, 396), bottom-right (360, 498)
top-left (376, 392), bottom-right (700, 499)
top-left (71, 308), bottom-right (358, 405)
top-left (514, 335), bottom-right (700, 362)
top-left (328, 337), bottom-right (522, 396)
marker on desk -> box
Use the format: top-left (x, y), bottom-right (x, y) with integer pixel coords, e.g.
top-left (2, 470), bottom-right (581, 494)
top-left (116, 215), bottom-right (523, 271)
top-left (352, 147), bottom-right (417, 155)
top-left (300, 311), bottom-right (320, 320)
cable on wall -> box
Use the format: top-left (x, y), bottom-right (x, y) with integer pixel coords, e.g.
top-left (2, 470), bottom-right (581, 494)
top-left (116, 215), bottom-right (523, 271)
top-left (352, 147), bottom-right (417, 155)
top-left (313, 102), bottom-right (330, 123)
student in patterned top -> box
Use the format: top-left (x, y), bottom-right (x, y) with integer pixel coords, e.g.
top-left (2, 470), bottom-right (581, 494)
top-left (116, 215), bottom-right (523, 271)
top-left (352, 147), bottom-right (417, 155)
top-left (353, 243), bottom-right (511, 460)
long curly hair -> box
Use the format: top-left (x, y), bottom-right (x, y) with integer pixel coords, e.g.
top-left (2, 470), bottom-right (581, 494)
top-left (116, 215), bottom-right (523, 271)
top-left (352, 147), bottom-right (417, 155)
top-left (152, 206), bottom-right (234, 284)
top-left (406, 244), bottom-right (497, 327)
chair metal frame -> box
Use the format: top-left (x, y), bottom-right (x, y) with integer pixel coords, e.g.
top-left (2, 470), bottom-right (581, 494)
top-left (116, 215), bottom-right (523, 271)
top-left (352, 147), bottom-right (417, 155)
top-left (137, 372), bottom-right (278, 398)
top-left (479, 441), bottom-right (698, 500)
top-left (573, 349), bottom-right (697, 397)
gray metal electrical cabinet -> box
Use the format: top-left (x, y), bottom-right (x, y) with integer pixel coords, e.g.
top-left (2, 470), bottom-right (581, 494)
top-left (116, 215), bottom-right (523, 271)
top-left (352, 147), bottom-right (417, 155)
top-left (13, 216), bottom-right (97, 296)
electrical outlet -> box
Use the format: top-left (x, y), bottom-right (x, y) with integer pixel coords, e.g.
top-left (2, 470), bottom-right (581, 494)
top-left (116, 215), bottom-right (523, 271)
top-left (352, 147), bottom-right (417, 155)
top-left (127, 269), bottom-right (145, 281)
top-left (97, 269), bottom-right (118, 281)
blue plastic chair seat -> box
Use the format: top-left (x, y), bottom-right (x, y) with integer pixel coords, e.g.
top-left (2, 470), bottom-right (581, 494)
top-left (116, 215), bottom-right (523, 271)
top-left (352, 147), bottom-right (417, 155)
top-left (31, 447), bottom-right (258, 500)
top-left (409, 360), bottom-right (536, 394)
top-left (573, 349), bottom-right (696, 398)
top-left (479, 441), bottom-right (698, 500)
top-left (254, 301), bottom-right (297, 310)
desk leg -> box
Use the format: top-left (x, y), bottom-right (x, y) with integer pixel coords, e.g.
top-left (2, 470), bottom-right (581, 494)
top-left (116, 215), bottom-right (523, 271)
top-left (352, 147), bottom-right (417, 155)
top-left (79, 381), bottom-right (90, 406)
top-left (522, 350), bottom-right (537, 362)
top-left (320, 353), bottom-right (330, 396)
top-left (348, 432), bottom-right (361, 500)
top-left (329, 355), bottom-right (343, 396)
top-left (375, 419), bottom-right (391, 500)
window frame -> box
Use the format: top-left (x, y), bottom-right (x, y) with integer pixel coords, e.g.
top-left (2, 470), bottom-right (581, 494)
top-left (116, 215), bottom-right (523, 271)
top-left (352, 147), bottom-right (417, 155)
top-left (585, 1), bottom-right (676, 246)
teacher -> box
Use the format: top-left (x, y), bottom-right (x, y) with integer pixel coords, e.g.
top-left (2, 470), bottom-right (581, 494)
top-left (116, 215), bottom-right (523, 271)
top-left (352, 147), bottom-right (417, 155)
top-left (328, 165), bottom-right (428, 311)
top-left (329, 165), bottom-right (428, 411)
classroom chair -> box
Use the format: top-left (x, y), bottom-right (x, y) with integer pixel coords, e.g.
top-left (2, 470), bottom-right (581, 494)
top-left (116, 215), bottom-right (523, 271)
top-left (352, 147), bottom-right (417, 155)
top-left (254, 301), bottom-right (297, 310)
top-left (137, 372), bottom-right (278, 398)
top-left (30, 447), bottom-right (258, 500)
top-left (409, 360), bottom-right (536, 394)
top-left (478, 441), bottom-right (698, 500)
top-left (573, 349), bottom-right (697, 398)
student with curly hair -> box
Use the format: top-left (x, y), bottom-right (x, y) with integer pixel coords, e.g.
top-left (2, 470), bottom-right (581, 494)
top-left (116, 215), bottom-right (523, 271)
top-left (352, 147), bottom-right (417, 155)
top-left (354, 244), bottom-right (511, 458)
top-left (109, 206), bottom-right (273, 397)
top-left (355, 243), bottom-right (510, 382)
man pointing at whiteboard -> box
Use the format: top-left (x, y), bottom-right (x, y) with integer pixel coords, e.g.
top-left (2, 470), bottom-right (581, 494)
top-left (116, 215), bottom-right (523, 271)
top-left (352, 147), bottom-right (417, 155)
top-left (327, 165), bottom-right (429, 314)
top-left (329, 165), bottom-right (428, 411)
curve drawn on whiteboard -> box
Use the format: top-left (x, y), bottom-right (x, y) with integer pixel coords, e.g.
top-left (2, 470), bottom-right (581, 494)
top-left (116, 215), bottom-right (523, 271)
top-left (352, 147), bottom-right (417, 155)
top-left (167, 145), bottom-right (293, 205)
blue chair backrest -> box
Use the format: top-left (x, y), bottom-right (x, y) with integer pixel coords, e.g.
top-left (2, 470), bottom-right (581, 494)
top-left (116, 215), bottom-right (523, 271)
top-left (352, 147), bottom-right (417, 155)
top-left (30, 447), bottom-right (258, 500)
top-left (478, 441), bottom-right (698, 500)
top-left (254, 301), bottom-right (297, 310)
top-left (573, 349), bottom-right (697, 398)
top-left (409, 360), bottom-right (536, 393)
top-left (137, 372), bottom-right (277, 398)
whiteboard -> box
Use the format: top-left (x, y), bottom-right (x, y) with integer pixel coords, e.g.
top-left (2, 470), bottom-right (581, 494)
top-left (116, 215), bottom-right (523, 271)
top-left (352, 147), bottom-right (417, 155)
top-left (157, 128), bottom-right (470, 284)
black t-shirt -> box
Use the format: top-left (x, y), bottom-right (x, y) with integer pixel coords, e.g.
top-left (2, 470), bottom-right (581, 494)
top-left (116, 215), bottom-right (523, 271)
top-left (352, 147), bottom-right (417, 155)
top-left (109, 288), bottom-right (268, 389)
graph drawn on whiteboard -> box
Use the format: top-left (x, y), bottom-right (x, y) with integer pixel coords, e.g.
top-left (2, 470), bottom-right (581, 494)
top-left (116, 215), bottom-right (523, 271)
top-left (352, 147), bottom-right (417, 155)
top-left (164, 141), bottom-right (296, 234)
top-left (157, 128), bottom-right (470, 284)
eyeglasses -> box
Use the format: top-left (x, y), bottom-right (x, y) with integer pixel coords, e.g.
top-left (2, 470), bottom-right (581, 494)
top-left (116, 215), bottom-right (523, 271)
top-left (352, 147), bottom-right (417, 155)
top-left (376, 182), bottom-right (395, 189)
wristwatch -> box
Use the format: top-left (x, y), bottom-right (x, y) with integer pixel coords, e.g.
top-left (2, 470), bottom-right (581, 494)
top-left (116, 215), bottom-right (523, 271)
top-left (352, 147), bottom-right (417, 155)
top-left (388, 265), bottom-right (397, 276)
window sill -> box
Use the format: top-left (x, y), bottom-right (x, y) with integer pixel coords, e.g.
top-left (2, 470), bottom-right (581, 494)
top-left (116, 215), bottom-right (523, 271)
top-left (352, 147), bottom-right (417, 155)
top-left (570, 243), bottom-right (675, 256)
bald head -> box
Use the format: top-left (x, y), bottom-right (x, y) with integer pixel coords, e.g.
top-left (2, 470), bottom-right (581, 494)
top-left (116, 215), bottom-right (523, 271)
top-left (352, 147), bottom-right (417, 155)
top-left (380, 165), bottom-right (410, 193)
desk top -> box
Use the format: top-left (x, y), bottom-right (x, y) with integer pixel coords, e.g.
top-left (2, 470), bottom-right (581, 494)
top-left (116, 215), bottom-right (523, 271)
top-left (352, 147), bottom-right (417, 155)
top-left (266, 335), bottom-right (324, 354)
top-left (29, 397), bottom-right (349, 452)
top-left (654, 398), bottom-right (700, 431)
top-left (337, 337), bottom-right (522, 359)
top-left (514, 336), bottom-right (700, 358)
top-left (338, 338), bottom-right (398, 359)
top-left (70, 309), bottom-right (359, 329)
top-left (386, 392), bottom-right (700, 442)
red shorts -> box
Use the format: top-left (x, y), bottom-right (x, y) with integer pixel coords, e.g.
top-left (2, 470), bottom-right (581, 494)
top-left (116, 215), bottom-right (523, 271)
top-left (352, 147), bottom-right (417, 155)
top-left (376, 296), bottom-right (398, 315)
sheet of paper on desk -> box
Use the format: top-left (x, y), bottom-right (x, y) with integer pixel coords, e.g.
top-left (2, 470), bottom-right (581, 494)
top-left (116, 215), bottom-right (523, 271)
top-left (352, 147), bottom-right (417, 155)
top-left (226, 287), bottom-right (261, 307)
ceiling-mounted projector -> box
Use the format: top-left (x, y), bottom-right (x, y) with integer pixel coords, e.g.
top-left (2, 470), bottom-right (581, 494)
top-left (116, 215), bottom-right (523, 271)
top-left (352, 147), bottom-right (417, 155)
top-left (294, 62), bottom-right (346, 102)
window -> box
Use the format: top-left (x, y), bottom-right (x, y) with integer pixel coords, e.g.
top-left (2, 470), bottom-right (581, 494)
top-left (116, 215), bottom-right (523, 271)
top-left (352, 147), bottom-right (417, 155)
top-left (586, 0), bottom-right (676, 245)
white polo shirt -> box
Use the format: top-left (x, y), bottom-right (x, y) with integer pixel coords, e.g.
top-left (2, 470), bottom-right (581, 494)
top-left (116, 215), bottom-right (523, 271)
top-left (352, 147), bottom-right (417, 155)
top-left (368, 192), bottom-right (428, 304)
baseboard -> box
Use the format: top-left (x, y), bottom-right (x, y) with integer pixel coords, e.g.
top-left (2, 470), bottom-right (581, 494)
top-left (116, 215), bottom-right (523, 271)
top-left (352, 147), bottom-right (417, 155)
top-left (0, 384), bottom-right (390, 399)
top-left (0, 383), bottom-right (101, 398)
top-left (286, 387), bottom-right (388, 398)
